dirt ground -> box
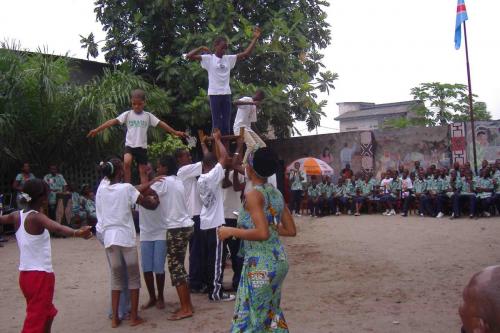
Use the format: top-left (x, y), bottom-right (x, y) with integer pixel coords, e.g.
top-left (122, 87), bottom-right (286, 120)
top-left (1, 214), bottom-right (500, 333)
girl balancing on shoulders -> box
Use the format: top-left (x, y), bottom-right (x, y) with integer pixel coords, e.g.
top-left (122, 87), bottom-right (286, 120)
top-left (217, 147), bottom-right (296, 332)
top-left (0, 179), bottom-right (93, 333)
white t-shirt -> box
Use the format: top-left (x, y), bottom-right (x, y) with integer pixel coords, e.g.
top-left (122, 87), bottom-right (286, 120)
top-left (223, 171), bottom-right (244, 219)
top-left (177, 162), bottom-right (203, 217)
top-left (116, 110), bottom-right (160, 149)
top-left (96, 182), bottom-right (139, 248)
top-left (200, 54), bottom-right (237, 95)
top-left (233, 96), bottom-right (257, 134)
top-left (197, 163), bottom-right (225, 230)
top-left (401, 178), bottom-right (413, 198)
top-left (380, 178), bottom-right (393, 194)
top-left (138, 205), bottom-right (165, 242)
top-left (152, 175), bottom-right (194, 229)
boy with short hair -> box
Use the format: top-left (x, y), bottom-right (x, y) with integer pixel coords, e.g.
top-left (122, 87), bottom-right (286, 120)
top-left (197, 130), bottom-right (234, 302)
top-left (186, 28), bottom-right (261, 135)
top-left (87, 89), bottom-right (186, 184)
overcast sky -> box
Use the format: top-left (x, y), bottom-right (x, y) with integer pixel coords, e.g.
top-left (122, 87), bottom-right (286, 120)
top-left (1, 0), bottom-right (498, 135)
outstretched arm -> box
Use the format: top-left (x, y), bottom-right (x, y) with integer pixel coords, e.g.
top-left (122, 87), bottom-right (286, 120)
top-left (186, 46), bottom-right (210, 61)
top-left (237, 27), bottom-right (261, 61)
top-left (35, 213), bottom-right (92, 238)
top-left (87, 119), bottom-right (120, 138)
top-left (0, 211), bottom-right (18, 225)
top-left (158, 121), bottom-right (187, 138)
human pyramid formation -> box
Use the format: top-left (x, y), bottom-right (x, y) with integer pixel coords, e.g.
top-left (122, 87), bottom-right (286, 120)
top-left (0, 26), bottom-right (298, 332)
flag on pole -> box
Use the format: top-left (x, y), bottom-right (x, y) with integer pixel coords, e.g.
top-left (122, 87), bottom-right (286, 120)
top-left (455, 0), bottom-right (468, 49)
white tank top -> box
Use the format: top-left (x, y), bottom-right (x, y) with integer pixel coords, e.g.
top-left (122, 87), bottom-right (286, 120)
top-left (15, 210), bottom-right (53, 272)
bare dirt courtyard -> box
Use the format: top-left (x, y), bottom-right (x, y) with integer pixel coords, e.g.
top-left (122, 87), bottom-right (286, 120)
top-left (1, 214), bottom-right (500, 333)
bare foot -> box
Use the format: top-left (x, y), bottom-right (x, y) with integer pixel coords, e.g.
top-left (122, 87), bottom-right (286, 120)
top-left (156, 299), bottom-right (165, 309)
top-left (141, 299), bottom-right (156, 310)
top-left (129, 316), bottom-right (146, 327)
top-left (167, 310), bottom-right (193, 321)
top-left (111, 318), bottom-right (121, 328)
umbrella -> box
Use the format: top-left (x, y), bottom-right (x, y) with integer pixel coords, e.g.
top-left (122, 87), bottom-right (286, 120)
top-left (286, 157), bottom-right (334, 176)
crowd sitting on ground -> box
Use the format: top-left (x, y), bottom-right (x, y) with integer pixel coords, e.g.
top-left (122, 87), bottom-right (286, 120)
top-left (288, 159), bottom-right (500, 219)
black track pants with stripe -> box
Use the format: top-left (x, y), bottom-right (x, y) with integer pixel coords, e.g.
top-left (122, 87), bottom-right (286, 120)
top-left (205, 227), bottom-right (228, 300)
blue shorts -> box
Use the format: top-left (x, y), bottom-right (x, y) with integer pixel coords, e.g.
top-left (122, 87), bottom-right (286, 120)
top-left (140, 240), bottom-right (167, 274)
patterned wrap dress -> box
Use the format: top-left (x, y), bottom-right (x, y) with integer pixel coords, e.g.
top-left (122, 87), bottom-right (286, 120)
top-left (231, 184), bottom-right (289, 333)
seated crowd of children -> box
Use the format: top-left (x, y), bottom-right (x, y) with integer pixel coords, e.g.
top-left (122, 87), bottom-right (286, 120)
top-left (290, 159), bottom-right (500, 219)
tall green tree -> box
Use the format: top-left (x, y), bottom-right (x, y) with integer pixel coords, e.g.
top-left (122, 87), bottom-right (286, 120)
top-left (384, 82), bottom-right (491, 128)
top-left (0, 45), bottom-right (173, 174)
top-left (81, 0), bottom-right (337, 137)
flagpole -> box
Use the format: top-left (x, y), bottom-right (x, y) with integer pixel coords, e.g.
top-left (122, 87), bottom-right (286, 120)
top-left (463, 21), bottom-right (478, 175)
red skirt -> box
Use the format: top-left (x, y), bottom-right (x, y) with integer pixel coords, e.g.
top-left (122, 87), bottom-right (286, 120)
top-left (19, 271), bottom-right (58, 333)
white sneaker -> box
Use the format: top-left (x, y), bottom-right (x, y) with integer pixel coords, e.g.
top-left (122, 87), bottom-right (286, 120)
top-left (484, 211), bottom-right (491, 217)
top-left (210, 293), bottom-right (235, 302)
top-left (383, 210), bottom-right (389, 216)
top-left (436, 212), bottom-right (444, 218)
top-left (389, 209), bottom-right (396, 216)
top-left (419, 213), bottom-right (424, 217)
top-left (335, 212), bottom-right (341, 216)
top-left (347, 210), bottom-right (352, 215)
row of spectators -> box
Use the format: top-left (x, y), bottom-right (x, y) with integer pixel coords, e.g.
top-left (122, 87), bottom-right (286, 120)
top-left (288, 159), bottom-right (500, 219)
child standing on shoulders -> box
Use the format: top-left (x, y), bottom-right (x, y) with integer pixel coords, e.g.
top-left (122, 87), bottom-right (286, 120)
top-left (186, 27), bottom-right (261, 135)
top-left (0, 179), bottom-right (92, 333)
top-left (233, 90), bottom-right (266, 163)
top-left (95, 158), bottom-right (160, 328)
top-left (87, 89), bottom-right (186, 184)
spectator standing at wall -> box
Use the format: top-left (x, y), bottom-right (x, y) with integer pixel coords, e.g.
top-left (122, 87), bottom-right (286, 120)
top-left (43, 165), bottom-right (67, 222)
top-left (12, 162), bottom-right (36, 210)
top-left (288, 162), bottom-right (306, 217)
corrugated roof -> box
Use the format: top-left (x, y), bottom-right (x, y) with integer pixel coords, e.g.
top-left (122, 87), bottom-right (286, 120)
top-left (334, 101), bottom-right (418, 120)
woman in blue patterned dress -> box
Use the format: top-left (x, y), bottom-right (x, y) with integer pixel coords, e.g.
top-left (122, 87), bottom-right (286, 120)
top-left (218, 147), bottom-right (297, 332)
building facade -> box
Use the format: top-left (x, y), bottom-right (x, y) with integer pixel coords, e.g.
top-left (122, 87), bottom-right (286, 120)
top-left (334, 101), bottom-right (421, 132)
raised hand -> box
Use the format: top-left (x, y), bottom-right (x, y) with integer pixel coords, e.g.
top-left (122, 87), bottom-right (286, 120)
top-left (253, 26), bottom-right (262, 39)
top-left (213, 128), bottom-right (222, 141)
